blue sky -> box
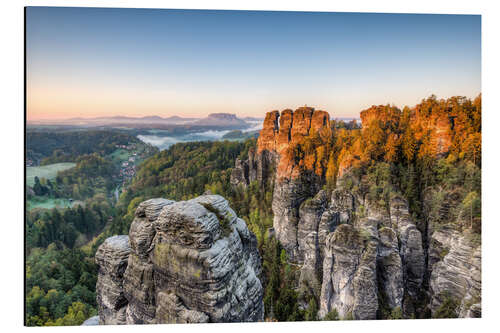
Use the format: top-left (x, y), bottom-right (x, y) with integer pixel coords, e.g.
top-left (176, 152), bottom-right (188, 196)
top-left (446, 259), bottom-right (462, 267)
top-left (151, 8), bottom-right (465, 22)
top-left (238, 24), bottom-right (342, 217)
top-left (26, 7), bottom-right (481, 119)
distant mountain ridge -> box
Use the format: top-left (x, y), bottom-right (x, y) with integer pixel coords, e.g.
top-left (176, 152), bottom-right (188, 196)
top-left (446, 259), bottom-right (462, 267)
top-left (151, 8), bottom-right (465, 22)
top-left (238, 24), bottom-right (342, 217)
top-left (28, 113), bottom-right (252, 129)
top-left (29, 115), bottom-right (197, 125)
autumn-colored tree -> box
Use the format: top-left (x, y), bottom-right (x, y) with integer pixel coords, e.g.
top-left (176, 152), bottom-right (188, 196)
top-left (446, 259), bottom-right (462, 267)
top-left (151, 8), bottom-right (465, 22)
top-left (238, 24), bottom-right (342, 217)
top-left (325, 153), bottom-right (337, 189)
top-left (384, 134), bottom-right (399, 163)
top-left (462, 132), bottom-right (481, 165)
top-left (402, 127), bottom-right (417, 165)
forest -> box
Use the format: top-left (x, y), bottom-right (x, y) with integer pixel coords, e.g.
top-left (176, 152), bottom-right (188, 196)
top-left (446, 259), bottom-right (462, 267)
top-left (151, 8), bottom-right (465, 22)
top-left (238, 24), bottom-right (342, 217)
top-left (25, 131), bottom-right (158, 326)
top-left (26, 130), bottom-right (148, 165)
top-left (25, 95), bottom-right (481, 325)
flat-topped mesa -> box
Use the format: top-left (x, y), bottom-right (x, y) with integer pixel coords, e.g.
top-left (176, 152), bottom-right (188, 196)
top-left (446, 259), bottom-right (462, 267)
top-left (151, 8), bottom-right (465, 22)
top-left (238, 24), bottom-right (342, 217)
top-left (256, 107), bottom-right (331, 180)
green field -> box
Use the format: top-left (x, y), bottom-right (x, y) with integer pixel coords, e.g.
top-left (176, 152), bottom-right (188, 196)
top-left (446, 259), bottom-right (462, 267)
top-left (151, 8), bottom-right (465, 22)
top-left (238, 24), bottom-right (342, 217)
top-left (26, 162), bottom-right (76, 186)
top-left (27, 197), bottom-right (84, 211)
top-left (108, 149), bottom-right (132, 163)
top-left (108, 148), bottom-right (146, 166)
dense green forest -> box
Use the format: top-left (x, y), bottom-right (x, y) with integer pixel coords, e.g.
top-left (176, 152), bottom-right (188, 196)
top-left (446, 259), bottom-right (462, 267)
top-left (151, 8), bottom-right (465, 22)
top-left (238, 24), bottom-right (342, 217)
top-left (25, 139), bottom-right (261, 326)
top-left (26, 245), bottom-right (98, 326)
top-left (26, 130), bottom-right (151, 165)
top-left (25, 130), bottom-right (158, 326)
top-left (25, 192), bottom-right (115, 326)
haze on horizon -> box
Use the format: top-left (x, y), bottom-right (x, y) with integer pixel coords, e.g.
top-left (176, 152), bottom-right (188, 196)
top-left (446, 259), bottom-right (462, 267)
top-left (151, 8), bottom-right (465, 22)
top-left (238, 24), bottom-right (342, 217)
top-left (26, 7), bottom-right (481, 121)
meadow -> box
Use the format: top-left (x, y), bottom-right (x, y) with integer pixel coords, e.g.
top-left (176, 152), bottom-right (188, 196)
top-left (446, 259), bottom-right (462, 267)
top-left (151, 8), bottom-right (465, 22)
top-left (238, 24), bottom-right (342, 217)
top-left (27, 197), bottom-right (83, 210)
top-left (26, 162), bottom-right (76, 186)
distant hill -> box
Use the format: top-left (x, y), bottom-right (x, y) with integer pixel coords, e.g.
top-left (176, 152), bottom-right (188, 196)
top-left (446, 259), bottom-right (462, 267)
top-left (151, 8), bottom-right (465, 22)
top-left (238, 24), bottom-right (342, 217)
top-left (28, 115), bottom-right (198, 126)
top-left (190, 113), bottom-right (250, 129)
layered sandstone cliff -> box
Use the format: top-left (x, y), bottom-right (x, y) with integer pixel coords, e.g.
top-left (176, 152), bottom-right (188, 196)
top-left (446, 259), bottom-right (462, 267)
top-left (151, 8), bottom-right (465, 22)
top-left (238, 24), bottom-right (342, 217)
top-left (95, 195), bottom-right (264, 324)
top-left (313, 191), bottom-right (424, 319)
top-left (228, 104), bottom-right (479, 320)
top-left (428, 227), bottom-right (481, 318)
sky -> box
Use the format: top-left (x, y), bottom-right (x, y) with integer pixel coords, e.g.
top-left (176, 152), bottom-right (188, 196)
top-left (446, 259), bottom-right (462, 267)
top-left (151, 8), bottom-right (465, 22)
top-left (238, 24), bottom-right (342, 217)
top-left (26, 7), bottom-right (481, 120)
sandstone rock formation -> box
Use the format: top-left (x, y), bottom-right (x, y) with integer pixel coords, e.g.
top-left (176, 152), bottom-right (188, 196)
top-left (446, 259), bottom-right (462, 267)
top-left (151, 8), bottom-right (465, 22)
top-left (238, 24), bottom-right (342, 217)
top-left (428, 227), bottom-right (481, 318)
top-left (388, 196), bottom-right (425, 315)
top-left (95, 235), bottom-right (131, 325)
top-left (230, 158), bottom-right (250, 188)
top-left (315, 197), bottom-right (420, 320)
top-left (319, 223), bottom-right (378, 320)
top-left (81, 316), bottom-right (99, 325)
top-left (232, 105), bottom-right (479, 320)
top-left (95, 195), bottom-right (264, 324)
top-left (231, 108), bottom-right (422, 318)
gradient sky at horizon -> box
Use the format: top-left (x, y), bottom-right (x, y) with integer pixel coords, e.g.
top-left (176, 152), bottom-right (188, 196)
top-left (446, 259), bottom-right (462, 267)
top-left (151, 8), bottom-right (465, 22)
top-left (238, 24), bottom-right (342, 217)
top-left (26, 7), bottom-right (481, 120)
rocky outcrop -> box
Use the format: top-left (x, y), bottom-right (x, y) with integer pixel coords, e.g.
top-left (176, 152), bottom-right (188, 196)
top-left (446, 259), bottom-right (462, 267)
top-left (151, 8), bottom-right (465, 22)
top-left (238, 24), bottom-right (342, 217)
top-left (389, 196), bottom-right (425, 314)
top-left (297, 189), bottom-right (355, 297)
top-left (296, 183), bottom-right (477, 320)
top-left (377, 227), bottom-right (404, 310)
top-left (314, 189), bottom-right (425, 319)
top-left (95, 195), bottom-right (264, 324)
top-left (319, 223), bottom-right (378, 320)
top-left (272, 174), bottom-right (320, 261)
top-left (230, 158), bottom-right (249, 188)
top-left (229, 106), bottom-right (479, 320)
top-left (82, 316), bottom-right (99, 325)
top-left (297, 191), bottom-right (328, 295)
top-left (230, 148), bottom-right (275, 188)
top-left (251, 108), bottom-right (332, 261)
top-left (95, 235), bottom-right (131, 325)
top-left (428, 227), bottom-right (481, 318)
top-left (232, 107), bottom-right (333, 262)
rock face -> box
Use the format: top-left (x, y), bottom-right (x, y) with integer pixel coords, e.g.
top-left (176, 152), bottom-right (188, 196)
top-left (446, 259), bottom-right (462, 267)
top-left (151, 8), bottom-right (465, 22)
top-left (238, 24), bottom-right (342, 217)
top-left (95, 235), bottom-right (131, 325)
top-left (319, 223), bottom-right (378, 320)
top-left (231, 107), bottom-right (332, 263)
top-left (230, 147), bottom-right (275, 188)
top-left (316, 194), bottom-right (425, 319)
top-left (230, 158), bottom-right (249, 188)
top-left (231, 108), bottom-right (423, 318)
top-left (82, 316), bottom-right (100, 326)
top-left (377, 227), bottom-right (404, 310)
top-left (428, 227), bottom-right (481, 318)
top-left (389, 196), bottom-right (425, 315)
top-left (243, 107), bottom-right (332, 261)
top-left (228, 106), bottom-right (480, 320)
top-left (297, 189), bottom-right (354, 297)
top-left (95, 195), bottom-right (264, 324)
